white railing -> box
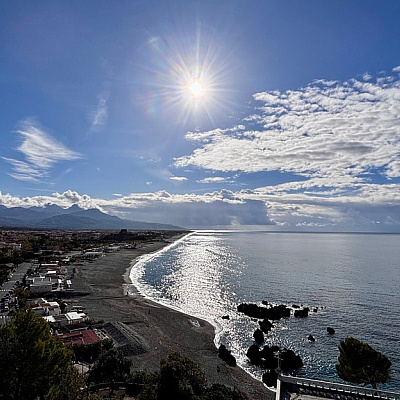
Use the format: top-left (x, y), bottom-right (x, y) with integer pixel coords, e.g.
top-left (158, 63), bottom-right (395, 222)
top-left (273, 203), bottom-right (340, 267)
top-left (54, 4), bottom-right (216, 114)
top-left (279, 374), bottom-right (400, 400)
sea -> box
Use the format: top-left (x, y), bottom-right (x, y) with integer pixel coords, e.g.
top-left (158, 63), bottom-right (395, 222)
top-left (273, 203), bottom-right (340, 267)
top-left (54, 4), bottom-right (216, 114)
top-left (129, 230), bottom-right (400, 392)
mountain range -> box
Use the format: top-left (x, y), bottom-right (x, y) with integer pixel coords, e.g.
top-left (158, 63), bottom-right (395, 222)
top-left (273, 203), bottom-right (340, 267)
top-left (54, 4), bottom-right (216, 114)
top-left (0, 204), bottom-right (185, 231)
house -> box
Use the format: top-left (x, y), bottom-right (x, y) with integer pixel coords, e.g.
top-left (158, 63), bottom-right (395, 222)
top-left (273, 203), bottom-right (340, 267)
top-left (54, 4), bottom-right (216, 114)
top-left (29, 273), bottom-right (64, 293)
top-left (41, 301), bottom-right (61, 316)
top-left (29, 278), bottom-right (53, 294)
top-left (51, 314), bottom-right (69, 326)
top-left (30, 299), bottom-right (61, 316)
top-left (58, 328), bottom-right (102, 346)
top-left (65, 311), bottom-right (88, 325)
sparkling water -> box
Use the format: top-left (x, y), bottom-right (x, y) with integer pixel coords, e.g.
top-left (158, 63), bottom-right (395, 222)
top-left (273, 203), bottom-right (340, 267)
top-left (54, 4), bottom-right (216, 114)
top-left (129, 230), bottom-right (400, 391)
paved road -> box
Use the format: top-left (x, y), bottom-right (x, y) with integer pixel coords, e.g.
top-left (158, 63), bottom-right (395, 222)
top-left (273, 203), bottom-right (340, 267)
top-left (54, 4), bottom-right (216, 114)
top-left (1, 262), bottom-right (32, 290)
top-left (0, 262), bottom-right (33, 316)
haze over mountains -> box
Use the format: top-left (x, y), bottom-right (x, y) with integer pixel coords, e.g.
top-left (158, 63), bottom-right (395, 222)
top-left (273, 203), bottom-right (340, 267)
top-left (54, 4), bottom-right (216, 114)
top-left (0, 205), bottom-right (184, 231)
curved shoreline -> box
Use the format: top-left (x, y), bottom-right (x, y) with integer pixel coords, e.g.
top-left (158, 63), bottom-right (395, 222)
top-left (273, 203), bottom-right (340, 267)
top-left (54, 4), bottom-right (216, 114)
top-left (127, 233), bottom-right (228, 348)
top-left (70, 234), bottom-right (273, 400)
top-left (125, 232), bottom-right (226, 349)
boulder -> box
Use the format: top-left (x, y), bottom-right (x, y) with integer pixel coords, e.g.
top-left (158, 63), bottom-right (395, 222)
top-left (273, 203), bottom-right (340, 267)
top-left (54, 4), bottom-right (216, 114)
top-left (262, 369), bottom-right (278, 387)
top-left (280, 348), bottom-right (303, 370)
top-left (267, 304), bottom-right (291, 320)
top-left (259, 319), bottom-right (273, 334)
top-left (294, 307), bottom-right (309, 318)
top-left (259, 346), bottom-right (275, 369)
top-left (218, 345), bottom-right (236, 367)
top-left (253, 328), bottom-right (265, 343)
top-left (327, 327), bottom-right (335, 334)
top-left (221, 315), bottom-right (230, 320)
top-left (246, 344), bottom-right (262, 365)
top-left (308, 334), bottom-right (315, 342)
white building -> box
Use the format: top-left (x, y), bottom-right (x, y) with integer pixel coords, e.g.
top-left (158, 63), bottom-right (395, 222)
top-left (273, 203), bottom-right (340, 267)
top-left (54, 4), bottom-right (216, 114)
top-left (65, 311), bottom-right (88, 325)
top-left (30, 278), bottom-right (53, 294)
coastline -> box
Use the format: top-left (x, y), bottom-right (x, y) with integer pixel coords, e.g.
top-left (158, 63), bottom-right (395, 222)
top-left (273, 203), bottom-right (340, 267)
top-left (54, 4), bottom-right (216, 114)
top-left (69, 233), bottom-right (273, 400)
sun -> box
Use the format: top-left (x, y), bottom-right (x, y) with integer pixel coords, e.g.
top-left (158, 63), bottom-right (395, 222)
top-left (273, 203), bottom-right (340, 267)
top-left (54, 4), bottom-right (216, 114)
top-left (187, 78), bottom-right (204, 99)
top-left (145, 29), bottom-right (234, 125)
top-left (184, 75), bottom-right (209, 110)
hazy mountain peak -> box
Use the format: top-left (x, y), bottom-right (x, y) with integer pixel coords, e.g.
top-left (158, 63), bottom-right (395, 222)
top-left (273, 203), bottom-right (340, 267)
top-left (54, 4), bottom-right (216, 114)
top-left (0, 204), bottom-right (185, 230)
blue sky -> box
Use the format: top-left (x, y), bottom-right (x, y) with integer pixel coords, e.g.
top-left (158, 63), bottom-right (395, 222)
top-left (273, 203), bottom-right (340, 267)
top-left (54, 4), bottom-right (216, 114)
top-left (2, 0), bottom-right (400, 231)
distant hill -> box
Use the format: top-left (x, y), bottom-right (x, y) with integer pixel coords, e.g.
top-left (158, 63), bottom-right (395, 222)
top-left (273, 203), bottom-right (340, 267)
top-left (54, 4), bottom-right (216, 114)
top-left (0, 204), bottom-right (185, 231)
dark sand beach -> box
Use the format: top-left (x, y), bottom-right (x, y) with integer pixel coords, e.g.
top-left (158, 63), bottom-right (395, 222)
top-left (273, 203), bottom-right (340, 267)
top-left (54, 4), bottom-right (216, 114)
top-left (69, 235), bottom-right (273, 400)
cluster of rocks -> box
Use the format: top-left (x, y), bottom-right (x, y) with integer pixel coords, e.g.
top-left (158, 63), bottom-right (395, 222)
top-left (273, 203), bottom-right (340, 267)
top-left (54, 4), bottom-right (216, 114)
top-left (236, 301), bottom-right (316, 387)
top-left (247, 343), bottom-right (304, 386)
top-left (246, 344), bottom-right (303, 370)
top-left (237, 302), bottom-right (314, 320)
top-left (218, 300), bottom-right (335, 387)
top-left (237, 302), bottom-right (291, 320)
top-left (246, 340), bottom-right (303, 387)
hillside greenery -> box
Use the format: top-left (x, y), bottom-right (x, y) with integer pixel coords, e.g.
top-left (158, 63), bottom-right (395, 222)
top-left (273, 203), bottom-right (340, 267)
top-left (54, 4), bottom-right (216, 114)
top-left (0, 310), bottom-right (246, 400)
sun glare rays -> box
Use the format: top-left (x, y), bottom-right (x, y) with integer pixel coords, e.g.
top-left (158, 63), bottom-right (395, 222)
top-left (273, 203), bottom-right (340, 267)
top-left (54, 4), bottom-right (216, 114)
top-left (143, 25), bottom-right (236, 127)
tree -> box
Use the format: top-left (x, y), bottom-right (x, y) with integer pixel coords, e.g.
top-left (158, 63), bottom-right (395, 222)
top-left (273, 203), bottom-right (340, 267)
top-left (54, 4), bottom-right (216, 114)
top-left (87, 347), bottom-right (131, 386)
top-left (158, 352), bottom-right (207, 400)
top-left (134, 352), bottom-right (247, 400)
top-left (336, 337), bottom-right (391, 389)
top-left (44, 366), bottom-right (86, 400)
top-left (0, 309), bottom-right (74, 400)
top-left (72, 338), bottom-right (113, 364)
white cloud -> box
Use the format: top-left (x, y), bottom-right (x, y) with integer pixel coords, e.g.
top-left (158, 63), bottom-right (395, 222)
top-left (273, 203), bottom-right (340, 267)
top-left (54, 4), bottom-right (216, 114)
top-left (3, 119), bottom-right (81, 182)
top-left (2, 157), bottom-right (44, 182)
top-left (0, 189), bottom-right (88, 210)
top-left (175, 71), bottom-right (400, 189)
top-left (89, 91), bottom-right (109, 130)
top-left (97, 189), bottom-right (272, 227)
top-left (236, 181), bottom-right (400, 230)
top-left (169, 176), bottom-right (188, 182)
top-left (2, 183), bottom-right (400, 231)
top-left (197, 176), bottom-right (227, 184)
top-left (52, 190), bottom-right (98, 209)
top-left (171, 68), bottom-right (400, 230)
top-left (362, 72), bottom-right (372, 81)
top-left (0, 189), bottom-right (272, 228)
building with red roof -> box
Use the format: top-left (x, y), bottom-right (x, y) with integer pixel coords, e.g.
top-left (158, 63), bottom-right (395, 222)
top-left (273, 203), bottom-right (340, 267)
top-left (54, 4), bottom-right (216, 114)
top-left (59, 328), bottom-right (101, 346)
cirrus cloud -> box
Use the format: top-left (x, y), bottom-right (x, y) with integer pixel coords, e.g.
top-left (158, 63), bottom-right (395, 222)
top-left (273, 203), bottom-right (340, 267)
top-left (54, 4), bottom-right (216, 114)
top-left (2, 119), bottom-right (82, 182)
top-left (89, 91), bottom-right (109, 131)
